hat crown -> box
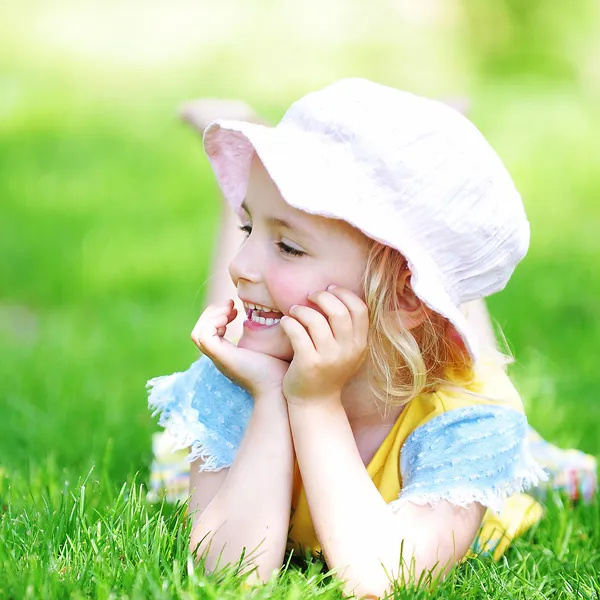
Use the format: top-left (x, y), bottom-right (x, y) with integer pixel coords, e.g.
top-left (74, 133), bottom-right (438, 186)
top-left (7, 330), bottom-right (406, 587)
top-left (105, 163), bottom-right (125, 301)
top-left (279, 78), bottom-right (529, 305)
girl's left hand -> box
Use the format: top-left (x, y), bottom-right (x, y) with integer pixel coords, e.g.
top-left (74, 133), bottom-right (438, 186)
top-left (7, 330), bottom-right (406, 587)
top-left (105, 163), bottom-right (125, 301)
top-left (279, 286), bottom-right (369, 405)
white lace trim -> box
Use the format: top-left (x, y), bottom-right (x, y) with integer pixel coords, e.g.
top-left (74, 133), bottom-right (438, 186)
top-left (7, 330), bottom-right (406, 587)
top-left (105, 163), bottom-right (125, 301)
top-left (147, 373), bottom-right (228, 472)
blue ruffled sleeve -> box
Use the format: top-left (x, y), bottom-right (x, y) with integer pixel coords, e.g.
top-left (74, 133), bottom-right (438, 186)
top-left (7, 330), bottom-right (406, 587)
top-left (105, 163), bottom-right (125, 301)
top-left (147, 355), bottom-right (253, 472)
top-left (392, 405), bottom-right (547, 513)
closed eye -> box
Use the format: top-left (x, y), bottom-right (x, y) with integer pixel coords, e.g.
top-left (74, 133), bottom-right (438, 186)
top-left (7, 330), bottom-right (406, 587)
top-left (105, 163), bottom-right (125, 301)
top-left (277, 241), bottom-right (305, 257)
top-left (239, 224), bottom-right (252, 237)
top-left (239, 224), bottom-right (305, 256)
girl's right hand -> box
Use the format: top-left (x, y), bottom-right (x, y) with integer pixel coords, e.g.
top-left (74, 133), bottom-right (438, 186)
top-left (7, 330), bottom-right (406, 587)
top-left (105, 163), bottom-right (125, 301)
top-left (191, 300), bottom-right (290, 399)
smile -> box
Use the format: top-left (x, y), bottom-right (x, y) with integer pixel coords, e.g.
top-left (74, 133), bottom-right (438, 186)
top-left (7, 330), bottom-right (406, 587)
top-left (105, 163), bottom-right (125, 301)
top-left (242, 301), bottom-right (283, 327)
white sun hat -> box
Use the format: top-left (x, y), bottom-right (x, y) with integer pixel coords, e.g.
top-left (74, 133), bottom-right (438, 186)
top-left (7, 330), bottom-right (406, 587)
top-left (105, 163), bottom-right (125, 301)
top-left (203, 78), bottom-right (529, 362)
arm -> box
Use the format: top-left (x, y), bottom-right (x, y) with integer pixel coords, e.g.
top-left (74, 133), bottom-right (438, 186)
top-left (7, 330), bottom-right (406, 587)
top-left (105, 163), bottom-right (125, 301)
top-left (185, 116), bottom-right (294, 576)
top-left (190, 390), bottom-right (294, 581)
top-left (279, 288), bottom-right (485, 597)
top-left (188, 302), bottom-right (294, 581)
top-left (288, 399), bottom-right (484, 598)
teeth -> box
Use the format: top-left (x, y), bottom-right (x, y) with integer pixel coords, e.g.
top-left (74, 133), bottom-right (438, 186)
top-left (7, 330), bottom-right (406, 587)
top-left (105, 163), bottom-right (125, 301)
top-left (243, 301), bottom-right (282, 315)
top-left (249, 311), bottom-right (280, 326)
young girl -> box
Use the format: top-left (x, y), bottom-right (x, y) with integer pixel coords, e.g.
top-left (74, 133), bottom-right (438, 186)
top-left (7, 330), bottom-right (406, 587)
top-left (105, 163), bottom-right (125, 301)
top-left (147, 78), bottom-right (571, 597)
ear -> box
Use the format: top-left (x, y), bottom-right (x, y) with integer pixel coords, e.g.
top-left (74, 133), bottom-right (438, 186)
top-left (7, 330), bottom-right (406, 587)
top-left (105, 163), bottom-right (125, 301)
top-left (395, 269), bottom-right (428, 330)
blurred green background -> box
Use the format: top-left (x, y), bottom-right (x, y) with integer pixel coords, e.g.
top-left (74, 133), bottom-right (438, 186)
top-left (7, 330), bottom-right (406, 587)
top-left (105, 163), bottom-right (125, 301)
top-left (1, 0), bottom-right (599, 487)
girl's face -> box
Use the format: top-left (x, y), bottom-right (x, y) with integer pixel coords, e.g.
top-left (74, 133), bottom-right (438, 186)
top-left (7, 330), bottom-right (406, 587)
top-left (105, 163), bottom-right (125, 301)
top-left (229, 156), bottom-right (371, 362)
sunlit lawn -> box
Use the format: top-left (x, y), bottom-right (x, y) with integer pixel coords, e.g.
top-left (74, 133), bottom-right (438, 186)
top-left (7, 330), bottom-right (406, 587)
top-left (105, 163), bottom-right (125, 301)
top-left (1, 2), bottom-right (599, 597)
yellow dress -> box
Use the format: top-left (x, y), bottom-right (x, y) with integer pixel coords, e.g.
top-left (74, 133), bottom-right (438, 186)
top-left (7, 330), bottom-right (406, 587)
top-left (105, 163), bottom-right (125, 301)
top-left (148, 355), bottom-right (549, 561)
top-left (288, 361), bottom-right (545, 560)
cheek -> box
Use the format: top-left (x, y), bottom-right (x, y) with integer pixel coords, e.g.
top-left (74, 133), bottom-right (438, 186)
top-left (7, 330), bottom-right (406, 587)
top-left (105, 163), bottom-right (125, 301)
top-left (266, 269), bottom-right (308, 313)
top-left (265, 261), bottom-right (365, 315)
top-left (265, 265), bottom-right (328, 313)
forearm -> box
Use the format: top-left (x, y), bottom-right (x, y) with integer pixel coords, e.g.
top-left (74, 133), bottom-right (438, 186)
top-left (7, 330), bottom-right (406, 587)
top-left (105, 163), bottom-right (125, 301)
top-left (191, 393), bottom-right (294, 580)
top-left (288, 398), bottom-right (457, 598)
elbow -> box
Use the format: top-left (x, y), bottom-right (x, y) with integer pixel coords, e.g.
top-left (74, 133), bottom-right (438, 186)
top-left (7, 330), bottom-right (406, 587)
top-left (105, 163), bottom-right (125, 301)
top-left (189, 514), bottom-right (224, 569)
top-left (343, 573), bottom-right (399, 600)
top-left (189, 525), bottom-right (282, 583)
top-left (337, 562), bottom-right (398, 600)
top-left (189, 526), bottom-right (211, 562)
top-left (342, 567), bottom-right (444, 599)
top-left (345, 583), bottom-right (387, 600)
top-left (339, 549), bottom-right (455, 598)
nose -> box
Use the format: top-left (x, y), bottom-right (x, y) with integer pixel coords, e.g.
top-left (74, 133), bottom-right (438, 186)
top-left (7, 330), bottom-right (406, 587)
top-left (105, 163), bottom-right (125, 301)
top-left (228, 235), bottom-right (262, 287)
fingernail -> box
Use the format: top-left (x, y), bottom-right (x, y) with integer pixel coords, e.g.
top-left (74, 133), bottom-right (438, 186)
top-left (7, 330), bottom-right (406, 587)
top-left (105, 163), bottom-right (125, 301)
top-left (327, 284), bottom-right (337, 291)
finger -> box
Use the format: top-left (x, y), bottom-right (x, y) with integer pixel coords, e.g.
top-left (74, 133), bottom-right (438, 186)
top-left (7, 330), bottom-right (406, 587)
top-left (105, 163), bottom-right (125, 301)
top-left (326, 286), bottom-right (369, 344)
top-left (191, 300), bottom-right (234, 334)
top-left (279, 315), bottom-right (318, 359)
top-left (307, 291), bottom-right (353, 345)
top-left (191, 309), bottom-right (231, 352)
top-left (217, 300), bottom-right (236, 320)
top-left (192, 303), bottom-right (233, 335)
top-left (289, 305), bottom-right (337, 355)
top-left (193, 318), bottom-right (239, 366)
top-left (192, 311), bottom-right (227, 335)
top-left (212, 313), bottom-right (229, 329)
top-left (205, 299), bottom-right (235, 314)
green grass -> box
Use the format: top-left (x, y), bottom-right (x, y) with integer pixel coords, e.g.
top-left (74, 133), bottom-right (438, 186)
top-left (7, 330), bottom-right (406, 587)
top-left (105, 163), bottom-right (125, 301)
top-left (2, 466), bottom-right (599, 598)
top-left (1, 1), bottom-right (599, 597)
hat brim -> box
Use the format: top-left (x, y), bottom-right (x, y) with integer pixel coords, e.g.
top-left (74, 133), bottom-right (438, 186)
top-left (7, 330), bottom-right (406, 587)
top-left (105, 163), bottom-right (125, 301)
top-left (203, 119), bottom-right (480, 362)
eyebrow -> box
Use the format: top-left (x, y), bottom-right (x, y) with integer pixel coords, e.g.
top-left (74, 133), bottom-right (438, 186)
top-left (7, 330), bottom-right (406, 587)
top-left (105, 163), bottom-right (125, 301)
top-left (241, 201), bottom-right (315, 241)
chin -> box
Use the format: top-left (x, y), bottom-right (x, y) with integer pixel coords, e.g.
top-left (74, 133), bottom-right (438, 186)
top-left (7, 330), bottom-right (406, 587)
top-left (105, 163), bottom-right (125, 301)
top-left (237, 332), bottom-right (294, 362)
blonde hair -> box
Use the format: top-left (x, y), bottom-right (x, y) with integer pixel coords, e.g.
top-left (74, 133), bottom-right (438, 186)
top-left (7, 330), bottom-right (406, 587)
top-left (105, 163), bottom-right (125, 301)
top-left (363, 241), bottom-right (474, 407)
